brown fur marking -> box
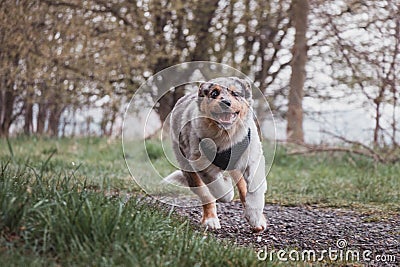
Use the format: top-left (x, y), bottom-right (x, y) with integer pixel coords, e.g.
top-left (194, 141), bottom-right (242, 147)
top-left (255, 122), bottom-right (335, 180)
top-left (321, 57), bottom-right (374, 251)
top-left (187, 172), bottom-right (217, 222)
top-left (236, 177), bottom-right (247, 207)
top-left (201, 202), bottom-right (217, 223)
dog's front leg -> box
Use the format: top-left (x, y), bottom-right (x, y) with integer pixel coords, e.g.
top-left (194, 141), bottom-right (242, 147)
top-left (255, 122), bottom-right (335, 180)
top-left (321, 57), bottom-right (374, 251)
top-left (243, 155), bottom-right (267, 232)
top-left (186, 172), bottom-right (221, 229)
top-left (200, 202), bottom-right (220, 229)
top-left (230, 170), bottom-right (247, 206)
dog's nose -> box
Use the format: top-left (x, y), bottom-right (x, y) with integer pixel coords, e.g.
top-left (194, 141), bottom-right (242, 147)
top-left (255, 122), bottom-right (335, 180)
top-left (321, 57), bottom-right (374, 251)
top-left (220, 99), bottom-right (231, 108)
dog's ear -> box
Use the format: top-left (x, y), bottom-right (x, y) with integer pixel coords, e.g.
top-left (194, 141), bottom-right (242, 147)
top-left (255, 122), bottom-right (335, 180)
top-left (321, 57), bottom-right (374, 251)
top-left (240, 79), bottom-right (252, 100)
top-left (235, 78), bottom-right (254, 106)
top-left (198, 82), bottom-right (211, 97)
top-left (231, 77), bottom-right (252, 100)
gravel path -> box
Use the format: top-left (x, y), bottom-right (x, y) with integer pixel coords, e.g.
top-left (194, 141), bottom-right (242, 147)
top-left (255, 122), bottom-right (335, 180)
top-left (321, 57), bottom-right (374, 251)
top-left (168, 199), bottom-right (399, 266)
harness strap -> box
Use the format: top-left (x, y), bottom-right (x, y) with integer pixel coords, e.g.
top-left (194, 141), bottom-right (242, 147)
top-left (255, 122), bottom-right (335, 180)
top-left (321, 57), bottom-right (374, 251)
top-left (200, 128), bottom-right (251, 170)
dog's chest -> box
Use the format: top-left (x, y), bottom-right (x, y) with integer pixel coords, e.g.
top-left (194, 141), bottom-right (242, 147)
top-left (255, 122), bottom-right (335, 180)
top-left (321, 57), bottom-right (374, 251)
top-left (199, 128), bottom-right (251, 170)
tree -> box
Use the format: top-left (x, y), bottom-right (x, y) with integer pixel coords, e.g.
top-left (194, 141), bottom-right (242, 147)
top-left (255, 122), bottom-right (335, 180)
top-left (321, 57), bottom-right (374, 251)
top-left (308, 0), bottom-right (400, 148)
top-left (286, 0), bottom-right (309, 143)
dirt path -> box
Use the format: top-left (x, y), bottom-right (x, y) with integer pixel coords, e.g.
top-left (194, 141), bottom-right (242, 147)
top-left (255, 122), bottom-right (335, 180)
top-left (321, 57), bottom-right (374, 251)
top-left (170, 200), bottom-right (399, 266)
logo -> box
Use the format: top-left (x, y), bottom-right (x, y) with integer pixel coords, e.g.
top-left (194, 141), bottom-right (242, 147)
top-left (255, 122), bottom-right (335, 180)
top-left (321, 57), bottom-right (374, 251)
top-left (256, 238), bottom-right (397, 264)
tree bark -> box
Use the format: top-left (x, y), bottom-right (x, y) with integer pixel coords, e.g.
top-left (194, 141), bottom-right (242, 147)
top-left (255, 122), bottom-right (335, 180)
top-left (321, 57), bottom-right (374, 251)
top-left (190, 0), bottom-right (220, 61)
top-left (0, 89), bottom-right (15, 137)
top-left (48, 104), bottom-right (64, 137)
top-left (23, 102), bottom-right (33, 135)
top-left (36, 102), bottom-right (47, 135)
top-left (287, 0), bottom-right (309, 143)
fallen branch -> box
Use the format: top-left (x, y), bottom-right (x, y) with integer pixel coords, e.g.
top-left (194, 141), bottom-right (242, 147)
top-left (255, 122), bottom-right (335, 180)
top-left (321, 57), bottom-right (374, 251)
top-left (320, 130), bottom-right (385, 163)
top-left (287, 145), bottom-right (383, 162)
top-left (281, 130), bottom-right (400, 164)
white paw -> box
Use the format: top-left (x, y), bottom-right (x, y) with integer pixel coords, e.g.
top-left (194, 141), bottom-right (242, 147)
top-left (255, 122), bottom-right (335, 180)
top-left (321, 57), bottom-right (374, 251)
top-left (202, 217), bottom-right (221, 229)
top-left (244, 208), bottom-right (266, 232)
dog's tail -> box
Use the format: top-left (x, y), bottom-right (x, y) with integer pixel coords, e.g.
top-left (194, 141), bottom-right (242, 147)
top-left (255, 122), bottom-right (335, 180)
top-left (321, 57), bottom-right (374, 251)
top-left (162, 170), bottom-right (189, 187)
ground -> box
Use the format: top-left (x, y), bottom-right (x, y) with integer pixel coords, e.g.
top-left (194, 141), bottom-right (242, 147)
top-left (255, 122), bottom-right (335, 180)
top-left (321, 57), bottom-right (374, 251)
top-left (171, 199), bottom-right (399, 265)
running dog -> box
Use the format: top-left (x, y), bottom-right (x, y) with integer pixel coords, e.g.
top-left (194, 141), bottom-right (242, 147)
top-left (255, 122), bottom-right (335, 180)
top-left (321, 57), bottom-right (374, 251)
top-left (164, 77), bottom-right (267, 232)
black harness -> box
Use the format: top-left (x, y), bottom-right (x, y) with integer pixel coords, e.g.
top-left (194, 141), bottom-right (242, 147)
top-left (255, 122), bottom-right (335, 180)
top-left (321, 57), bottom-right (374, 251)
top-left (199, 128), bottom-right (251, 170)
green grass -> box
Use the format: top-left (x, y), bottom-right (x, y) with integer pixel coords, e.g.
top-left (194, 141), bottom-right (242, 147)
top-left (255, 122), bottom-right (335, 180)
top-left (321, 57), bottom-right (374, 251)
top-left (1, 137), bottom-right (399, 211)
top-left (1, 136), bottom-right (134, 190)
top-left (267, 146), bottom-right (400, 211)
top-left (0, 138), bottom-right (263, 266)
top-left (127, 137), bottom-right (400, 211)
top-left (0, 137), bottom-right (399, 266)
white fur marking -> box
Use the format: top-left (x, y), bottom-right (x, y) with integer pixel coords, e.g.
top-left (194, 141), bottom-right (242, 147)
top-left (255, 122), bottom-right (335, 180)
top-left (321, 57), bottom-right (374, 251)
top-left (202, 217), bottom-right (221, 229)
top-left (244, 208), bottom-right (266, 231)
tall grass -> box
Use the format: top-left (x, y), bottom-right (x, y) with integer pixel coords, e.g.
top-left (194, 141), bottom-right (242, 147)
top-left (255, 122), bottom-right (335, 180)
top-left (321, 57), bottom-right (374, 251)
top-left (0, 156), bottom-right (261, 266)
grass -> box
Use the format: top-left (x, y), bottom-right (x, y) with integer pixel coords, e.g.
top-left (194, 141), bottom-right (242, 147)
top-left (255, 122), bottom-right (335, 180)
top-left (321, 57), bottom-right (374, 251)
top-left (126, 137), bottom-right (400, 212)
top-left (0, 137), bottom-right (399, 266)
top-left (0, 137), bottom-right (263, 266)
top-left (267, 146), bottom-right (400, 212)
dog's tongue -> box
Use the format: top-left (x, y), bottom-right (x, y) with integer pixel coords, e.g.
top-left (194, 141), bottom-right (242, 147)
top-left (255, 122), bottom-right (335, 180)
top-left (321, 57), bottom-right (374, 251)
top-left (218, 112), bottom-right (233, 123)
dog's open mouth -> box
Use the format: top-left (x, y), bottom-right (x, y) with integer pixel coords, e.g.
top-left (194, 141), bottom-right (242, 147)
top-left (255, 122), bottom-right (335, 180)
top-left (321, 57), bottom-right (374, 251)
top-left (211, 111), bottom-right (239, 126)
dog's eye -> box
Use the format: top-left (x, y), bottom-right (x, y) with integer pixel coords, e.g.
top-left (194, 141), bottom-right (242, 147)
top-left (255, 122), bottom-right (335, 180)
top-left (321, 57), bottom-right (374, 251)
top-left (231, 91), bottom-right (239, 97)
top-left (210, 90), bottom-right (219, 98)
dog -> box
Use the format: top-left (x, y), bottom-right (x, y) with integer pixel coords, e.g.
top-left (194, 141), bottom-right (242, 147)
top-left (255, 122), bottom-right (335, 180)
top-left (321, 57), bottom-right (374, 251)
top-left (163, 77), bottom-right (267, 232)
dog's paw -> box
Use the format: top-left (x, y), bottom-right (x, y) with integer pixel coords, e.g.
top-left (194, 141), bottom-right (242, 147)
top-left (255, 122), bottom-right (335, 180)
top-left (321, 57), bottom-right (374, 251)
top-left (202, 217), bottom-right (221, 230)
top-left (244, 208), bottom-right (266, 233)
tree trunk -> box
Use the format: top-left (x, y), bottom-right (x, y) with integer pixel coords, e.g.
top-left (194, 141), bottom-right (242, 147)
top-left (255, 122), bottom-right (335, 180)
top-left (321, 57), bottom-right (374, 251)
top-left (190, 0), bottom-right (220, 61)
top-left (287, 0), bottom-right (309, 143)
top-left (36, 102), bottom-right (47, 135)
top-left (23, 102), bottom-right (33, 135)
top-left (157, 86), bottom-right (185, 125)
top-left (48, 109), bottom-right (58, 137)
top-left (48, 104), bottom-right (63, 137)
top-left (0, 90), bottom-right (15, 137)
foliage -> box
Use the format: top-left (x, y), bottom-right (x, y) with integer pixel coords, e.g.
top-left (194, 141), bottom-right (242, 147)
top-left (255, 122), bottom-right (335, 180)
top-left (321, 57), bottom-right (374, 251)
top-left (0, 0), bottom-right (294, 136)
top-left (145, 140), bottom-right (165, 160)
top-left (308, 0), bottom-right (400, 146)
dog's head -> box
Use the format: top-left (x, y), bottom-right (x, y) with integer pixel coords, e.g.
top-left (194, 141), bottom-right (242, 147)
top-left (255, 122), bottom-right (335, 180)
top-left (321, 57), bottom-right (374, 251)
top-left (198, 77), bottom-right (253, 129)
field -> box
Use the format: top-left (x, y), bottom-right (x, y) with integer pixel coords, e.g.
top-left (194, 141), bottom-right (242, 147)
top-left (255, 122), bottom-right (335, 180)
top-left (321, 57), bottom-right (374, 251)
top-left (0, 137), bottom-right (399, 266)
